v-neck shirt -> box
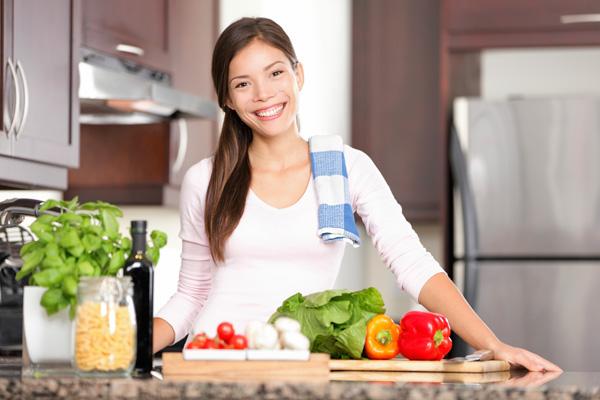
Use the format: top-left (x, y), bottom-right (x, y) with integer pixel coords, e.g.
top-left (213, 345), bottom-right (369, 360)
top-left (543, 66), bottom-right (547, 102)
top-left (157, 145), bottom-right (446, 343)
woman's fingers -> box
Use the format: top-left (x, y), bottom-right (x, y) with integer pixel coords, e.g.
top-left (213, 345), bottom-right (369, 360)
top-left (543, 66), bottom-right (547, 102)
top-left (495, 343), bottom-right (562, 372)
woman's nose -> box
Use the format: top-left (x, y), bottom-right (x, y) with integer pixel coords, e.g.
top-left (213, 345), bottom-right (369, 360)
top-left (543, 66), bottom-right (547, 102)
top-left (253, 81), bottom-right (275, 102)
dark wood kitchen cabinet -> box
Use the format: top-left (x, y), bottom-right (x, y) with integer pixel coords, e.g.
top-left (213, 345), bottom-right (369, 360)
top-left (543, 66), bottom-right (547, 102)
top-left (0, 0), bottom-right (80, 189)
top-left (82, 0), bottom-right (171, 72)
top-left (352, 0), bottom-right (441, 221)
top-left (444, 0), bottom-right (600, 49)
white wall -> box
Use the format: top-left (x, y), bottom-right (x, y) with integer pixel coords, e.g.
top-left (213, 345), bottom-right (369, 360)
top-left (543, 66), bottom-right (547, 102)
top-left (482, 47), bottom-right (600, 99)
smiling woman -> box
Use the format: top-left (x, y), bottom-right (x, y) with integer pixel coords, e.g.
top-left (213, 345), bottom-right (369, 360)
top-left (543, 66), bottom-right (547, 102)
top-left (151, 17), bottom-right (561, 372)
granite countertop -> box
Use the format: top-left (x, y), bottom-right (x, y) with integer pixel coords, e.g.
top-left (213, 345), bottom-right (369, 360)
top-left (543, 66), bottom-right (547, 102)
top-left (1, 357), bottom-right (599, 399)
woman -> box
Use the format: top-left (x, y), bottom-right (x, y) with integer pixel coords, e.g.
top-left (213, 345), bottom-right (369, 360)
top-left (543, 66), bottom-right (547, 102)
top-left (153, 17), bottom-right (560, 372)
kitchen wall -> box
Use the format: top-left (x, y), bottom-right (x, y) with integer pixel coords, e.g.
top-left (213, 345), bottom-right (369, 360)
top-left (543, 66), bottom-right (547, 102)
top-left (481, 47), bottom-right (600, 99)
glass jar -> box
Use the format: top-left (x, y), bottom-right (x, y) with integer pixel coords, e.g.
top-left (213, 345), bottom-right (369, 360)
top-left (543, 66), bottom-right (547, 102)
top-left (73, 276), bottom-right (136, 376)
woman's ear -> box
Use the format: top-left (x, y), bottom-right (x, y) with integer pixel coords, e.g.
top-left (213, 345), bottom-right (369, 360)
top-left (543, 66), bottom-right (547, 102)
top-left (294, 62), bottom-right (304, 91)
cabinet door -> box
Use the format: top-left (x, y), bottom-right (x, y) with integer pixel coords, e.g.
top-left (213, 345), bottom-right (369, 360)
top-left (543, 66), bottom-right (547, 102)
top-left (0, 1), bottom-right (13, 157)
top-left (353, 0), bottom-right (441, 221)
top-left (11, 0), bottom-right (80, 167)
top-left (82, 0), bottom-right (170, 72)
top-left (445, 0), bottom-right (600, 34)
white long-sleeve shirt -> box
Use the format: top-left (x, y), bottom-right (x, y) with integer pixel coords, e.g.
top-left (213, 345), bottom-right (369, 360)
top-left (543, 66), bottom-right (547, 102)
top-left (157, 144), bottom-right (446, 344)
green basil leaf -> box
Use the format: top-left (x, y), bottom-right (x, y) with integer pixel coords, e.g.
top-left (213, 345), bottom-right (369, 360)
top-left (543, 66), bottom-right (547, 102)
top-left (77, 260), bottom-right (94, 276)
top-left (58, 213), bottom-right (83, 226)
top-left (44, 242), bottom-right (59, 258)
top-left (41, 288), bottom-right (64, 313)
top-left (66, 197), bottom-right (79, 211)
top-left (39, 199), bottom-right (63, 212)
top-left (82, 234), bottom-right (102, 252)
top-left (41, 256), bottom-right (63, 270)
top-left (150, 230), bottom-right (168, 248)
top-left (33, 269), bottom-right (62, 288)
top-left (67, 244), bottom-right (84, 258)
top-left (146, 247), bottom-right (159, 266)
top-left (59, 229), bottom-right (80, 248)
top-left (62, 275), bottom-right (78, 297)
top-left (19, 248), bottom-right (44, 276)
top-left (20, 241), bottom-right (41, 257)
top-left (120, 237), bottom-right (132, 252)
top-left (101, 209), bottom-right (119, 239)
top-left (107, 250), bottom-right (125, 275)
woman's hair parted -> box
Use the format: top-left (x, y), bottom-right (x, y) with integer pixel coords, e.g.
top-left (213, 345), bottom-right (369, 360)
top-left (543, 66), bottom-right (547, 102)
top-left (205, 17), bottom-right (299, 263)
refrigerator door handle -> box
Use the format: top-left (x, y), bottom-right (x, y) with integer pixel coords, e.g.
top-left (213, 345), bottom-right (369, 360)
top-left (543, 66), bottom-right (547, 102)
top-left (450, 125), bottom-right (480, 305)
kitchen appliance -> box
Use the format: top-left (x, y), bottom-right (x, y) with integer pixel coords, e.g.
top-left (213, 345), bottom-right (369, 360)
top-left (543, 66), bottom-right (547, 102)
top-left (79, 47), bottom-right (218, 125)
top-left (0, 198), bottom-right (60, 354)
top-left (450, 96), bottom-right (600, 371)
top-left (0, 199), bottom-right (40, 353)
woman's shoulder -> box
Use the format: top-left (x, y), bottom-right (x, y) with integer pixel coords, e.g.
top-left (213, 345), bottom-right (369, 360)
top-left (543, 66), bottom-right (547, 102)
top-left (182, 156), bottom-right (214, 192)
top-left (343, 144), bottom-right (373, 173)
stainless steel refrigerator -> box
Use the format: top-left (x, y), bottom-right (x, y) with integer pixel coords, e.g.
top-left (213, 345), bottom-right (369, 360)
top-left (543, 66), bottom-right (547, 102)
top-left (450, 96), bottom-right (600, 371)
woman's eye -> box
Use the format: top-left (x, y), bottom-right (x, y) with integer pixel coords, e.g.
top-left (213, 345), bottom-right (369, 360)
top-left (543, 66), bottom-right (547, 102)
top-left (234, 81), bottom-right (248, 89)
top-left (272, 70), bottom-right (284, 77)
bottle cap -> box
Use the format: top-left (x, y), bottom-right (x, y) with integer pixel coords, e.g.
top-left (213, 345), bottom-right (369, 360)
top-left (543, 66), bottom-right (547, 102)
top-left (130, 220), bottom-right (147, 234)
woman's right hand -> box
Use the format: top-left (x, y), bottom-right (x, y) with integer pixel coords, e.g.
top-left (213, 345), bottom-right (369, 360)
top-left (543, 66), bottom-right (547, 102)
top-left (153, 317), bottom-right (176, 354)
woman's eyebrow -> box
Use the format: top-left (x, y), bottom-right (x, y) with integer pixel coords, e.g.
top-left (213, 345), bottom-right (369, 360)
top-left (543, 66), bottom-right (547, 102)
top-left (229, 60), bottom-right (286, 84)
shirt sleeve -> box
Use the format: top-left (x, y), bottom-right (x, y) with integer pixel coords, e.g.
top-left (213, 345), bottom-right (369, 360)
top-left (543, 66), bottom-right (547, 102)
top-left (156, 159), bottom-right (214, 344)
top-left (346, 146), bottom-right (446, 302)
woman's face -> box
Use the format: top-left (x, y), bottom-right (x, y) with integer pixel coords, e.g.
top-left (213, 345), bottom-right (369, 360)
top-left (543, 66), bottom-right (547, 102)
top-left (226, 39), bottom-right (303, 139)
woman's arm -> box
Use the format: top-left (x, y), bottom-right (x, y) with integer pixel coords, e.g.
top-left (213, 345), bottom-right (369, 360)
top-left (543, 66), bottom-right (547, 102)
top-left (418, 273), bottom-right (562, 372)
top-left (153, 317), bottom-right (175, 353)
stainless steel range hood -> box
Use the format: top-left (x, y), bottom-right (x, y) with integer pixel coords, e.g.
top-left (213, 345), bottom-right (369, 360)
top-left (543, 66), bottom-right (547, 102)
top-left (79, 48), bottom-right (218, 125)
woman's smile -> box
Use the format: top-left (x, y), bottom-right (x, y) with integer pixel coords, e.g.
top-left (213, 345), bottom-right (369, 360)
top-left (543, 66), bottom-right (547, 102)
top-left (254, 102), bottom-right (287, 121)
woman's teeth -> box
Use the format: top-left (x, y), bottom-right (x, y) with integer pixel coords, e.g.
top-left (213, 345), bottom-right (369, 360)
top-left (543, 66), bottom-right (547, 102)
top-left (255, 104), bottom-right (284, 118)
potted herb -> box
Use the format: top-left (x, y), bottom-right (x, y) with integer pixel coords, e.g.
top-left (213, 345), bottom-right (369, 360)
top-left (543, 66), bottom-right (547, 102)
top-left (17, 198), bottom-right (167, 365)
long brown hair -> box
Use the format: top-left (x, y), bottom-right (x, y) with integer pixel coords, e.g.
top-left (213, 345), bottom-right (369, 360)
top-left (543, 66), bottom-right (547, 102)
top-left (206, 17), bottom-right (299, 263)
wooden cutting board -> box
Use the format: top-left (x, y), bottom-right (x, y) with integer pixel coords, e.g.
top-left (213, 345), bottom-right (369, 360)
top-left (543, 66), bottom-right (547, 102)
top-left (330, 370), bottom-right (511, 383)
top-left (162, 352), bottom-right (330, 382)
top-left (329, 358), bottom-right (511, 373)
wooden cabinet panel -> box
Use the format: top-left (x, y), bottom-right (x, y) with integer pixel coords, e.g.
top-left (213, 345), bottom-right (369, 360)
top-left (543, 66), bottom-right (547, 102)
top-left (445, 0), bottom-right (600, 33)
top-left (11, 0), bottom-right (79, 167)
top-left (443, 0), bottom-right (600, 49)
top-left (353, 0), bottom-right (441, 221)
top-left (82, 0), bottom-right (170, 72)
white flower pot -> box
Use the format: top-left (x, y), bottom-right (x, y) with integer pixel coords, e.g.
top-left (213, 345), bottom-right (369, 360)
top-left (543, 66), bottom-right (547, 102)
top-left (23, 286), bottom-right (73, 364)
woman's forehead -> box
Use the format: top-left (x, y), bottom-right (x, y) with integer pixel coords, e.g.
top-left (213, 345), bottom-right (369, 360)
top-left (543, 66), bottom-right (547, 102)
top-left (229, 39), bottom-right (288, 77)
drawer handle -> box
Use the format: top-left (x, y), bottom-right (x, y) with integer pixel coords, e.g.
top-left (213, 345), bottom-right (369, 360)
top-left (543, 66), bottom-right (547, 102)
top-left (561, 14), bottom-right (600, 24)
top-left (116, 43), bottom-right (145, 57)
top-left (14, 61), bottom-right (30, 139)
top-left (3, 58), bottom-right (21, 138)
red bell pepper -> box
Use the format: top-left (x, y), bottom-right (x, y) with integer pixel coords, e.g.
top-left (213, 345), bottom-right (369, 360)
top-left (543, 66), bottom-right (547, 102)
top-left (397, 311), bottom-right (452, 360)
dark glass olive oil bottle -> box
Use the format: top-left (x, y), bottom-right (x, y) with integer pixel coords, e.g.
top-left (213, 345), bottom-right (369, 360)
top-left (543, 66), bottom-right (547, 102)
top-left (123, 220), bottom-right (153, 374)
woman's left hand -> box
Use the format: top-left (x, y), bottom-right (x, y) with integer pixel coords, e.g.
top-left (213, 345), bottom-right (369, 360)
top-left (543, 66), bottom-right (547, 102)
top-left (491, 341), bottom-right (563, 372)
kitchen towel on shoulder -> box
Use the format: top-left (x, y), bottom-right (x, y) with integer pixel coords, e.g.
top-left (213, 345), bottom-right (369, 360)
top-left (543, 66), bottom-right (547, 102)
top-left (308, 135), bottom-right (361, 247)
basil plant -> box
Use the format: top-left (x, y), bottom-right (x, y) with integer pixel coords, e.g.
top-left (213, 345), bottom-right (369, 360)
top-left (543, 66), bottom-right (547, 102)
top-left (15, 198), bottom-right (167, 318)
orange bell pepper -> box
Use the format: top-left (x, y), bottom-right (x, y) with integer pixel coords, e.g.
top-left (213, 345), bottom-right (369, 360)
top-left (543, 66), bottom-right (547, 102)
top-left (364, 314), bottom-right (400, 360)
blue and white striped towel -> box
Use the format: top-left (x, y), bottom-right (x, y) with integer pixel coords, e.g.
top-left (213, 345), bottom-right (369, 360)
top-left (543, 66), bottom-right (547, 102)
top-left (309, 135), bottom-right (361, 247)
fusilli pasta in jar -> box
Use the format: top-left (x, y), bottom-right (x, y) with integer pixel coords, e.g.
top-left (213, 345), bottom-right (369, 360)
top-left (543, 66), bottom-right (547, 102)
top-left (73, 277), bottom-right (136, 376)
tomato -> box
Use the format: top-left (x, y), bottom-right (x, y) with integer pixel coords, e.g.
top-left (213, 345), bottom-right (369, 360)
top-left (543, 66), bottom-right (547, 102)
top-left (230, 334), bottom-right (248, 350)
top-left (217, 322), bottom-right (235, 344)
top-left (192, 335), bottom-right (209, 349)
top-left (204, 338), bottom-right (219, 349)
top-left (186, 341), bottom-right (203, 349)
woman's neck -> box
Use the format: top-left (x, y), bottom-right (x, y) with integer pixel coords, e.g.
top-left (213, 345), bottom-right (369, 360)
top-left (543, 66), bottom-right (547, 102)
top-left (248, 131), bottom-right (308, 172)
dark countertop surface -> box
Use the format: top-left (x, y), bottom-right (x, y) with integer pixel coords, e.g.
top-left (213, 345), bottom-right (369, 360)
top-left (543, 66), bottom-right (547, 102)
top-left (1, 356), bottom-right (599, 399)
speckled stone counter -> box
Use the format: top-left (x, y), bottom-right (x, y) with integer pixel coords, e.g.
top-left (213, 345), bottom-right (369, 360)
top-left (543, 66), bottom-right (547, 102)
top-left (1, 357), bottom-right (599, 400)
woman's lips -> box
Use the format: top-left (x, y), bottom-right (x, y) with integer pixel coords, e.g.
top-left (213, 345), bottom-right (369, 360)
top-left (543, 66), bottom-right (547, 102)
top-left (254, 103), bottom-right (286, 121)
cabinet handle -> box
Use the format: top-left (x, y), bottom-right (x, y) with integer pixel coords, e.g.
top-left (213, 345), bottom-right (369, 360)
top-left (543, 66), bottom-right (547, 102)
top-left (171, 119), bottom-right (188, 176)
top-left (116, 43), bottom-right (145, 57)
top-left (14, 61), bottom-right (29, 139)
top-left (561, 14), bottom-right (600, 24)
top-left (3, 59), bottom-right (21, 138)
